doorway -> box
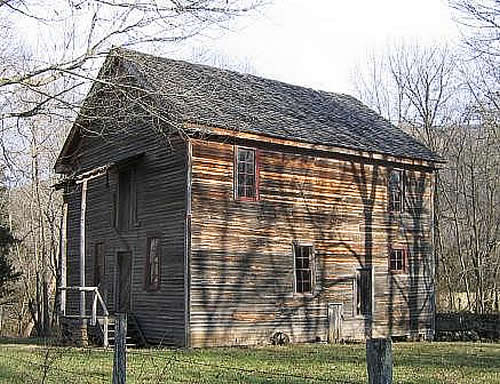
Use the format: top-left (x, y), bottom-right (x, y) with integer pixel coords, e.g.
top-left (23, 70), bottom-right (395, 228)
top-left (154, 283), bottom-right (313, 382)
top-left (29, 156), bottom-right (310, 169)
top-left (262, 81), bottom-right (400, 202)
top-left (115, 251), bottom-right (132, 313)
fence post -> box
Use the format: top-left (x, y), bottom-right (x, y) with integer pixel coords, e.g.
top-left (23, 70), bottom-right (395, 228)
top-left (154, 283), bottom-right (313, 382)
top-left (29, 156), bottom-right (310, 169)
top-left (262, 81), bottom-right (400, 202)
top-left (366, 338), bottom-right (392, 384)
top-left (112, 313), bottom-right (127, 384)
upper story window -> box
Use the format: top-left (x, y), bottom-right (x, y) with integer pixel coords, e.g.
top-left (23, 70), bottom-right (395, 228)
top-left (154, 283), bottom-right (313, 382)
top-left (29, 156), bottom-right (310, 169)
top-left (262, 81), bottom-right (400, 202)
top-left (388, 169), bottom-right (404, 212)
top-left (293, 243), bottom-right (314, 294)
top-left (389, 248), bottom-right (407, 273)
top-left (116, 167), bottom-right (137, 231)
top-left (235, 147), bottom-right (259, 200)
top-left (145, 237), bottom-right (160, 291)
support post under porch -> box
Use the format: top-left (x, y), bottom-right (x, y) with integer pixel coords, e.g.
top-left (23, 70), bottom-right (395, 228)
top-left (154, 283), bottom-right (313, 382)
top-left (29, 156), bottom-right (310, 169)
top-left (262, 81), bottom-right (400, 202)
top-left (79, 179), bottom-right (88, 318)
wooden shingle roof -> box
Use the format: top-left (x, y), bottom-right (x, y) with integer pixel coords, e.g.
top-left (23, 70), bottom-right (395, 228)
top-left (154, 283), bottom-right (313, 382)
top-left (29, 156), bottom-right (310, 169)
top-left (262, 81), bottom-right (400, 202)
top-left (56, 48), bottom-right (440, 173)
top-left (119, 49), bottom-right (438, 162)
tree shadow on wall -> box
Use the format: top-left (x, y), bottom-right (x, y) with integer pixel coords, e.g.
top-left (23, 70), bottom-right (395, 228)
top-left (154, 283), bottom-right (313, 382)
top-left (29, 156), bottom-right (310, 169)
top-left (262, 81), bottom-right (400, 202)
top-left (192, 140), bottom-right (432, 345)
top-left (385, 168), bottom-right (433, 338)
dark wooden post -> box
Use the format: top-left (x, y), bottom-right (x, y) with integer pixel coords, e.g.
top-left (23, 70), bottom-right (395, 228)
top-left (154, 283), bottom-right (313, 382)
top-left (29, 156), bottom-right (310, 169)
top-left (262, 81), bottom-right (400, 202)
top-left (112, 313), bottom-right (127, 384)
top-left (366, 338), bottom-right (392, 384)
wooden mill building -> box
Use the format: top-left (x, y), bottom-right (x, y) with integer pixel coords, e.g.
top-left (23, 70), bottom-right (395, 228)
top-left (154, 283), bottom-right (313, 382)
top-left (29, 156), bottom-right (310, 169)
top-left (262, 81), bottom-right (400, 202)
top-left (55, 48), bottom-right (440, 347)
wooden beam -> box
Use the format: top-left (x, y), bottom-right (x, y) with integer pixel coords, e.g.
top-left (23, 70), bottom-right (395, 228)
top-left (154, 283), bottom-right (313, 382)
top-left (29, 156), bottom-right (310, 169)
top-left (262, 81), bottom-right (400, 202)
top-left (75, 164), bottom-right (111, 184)
top-left (60, 202), bottom-right (68, 316)
top-left (80, 180), bottom-right (88, 318)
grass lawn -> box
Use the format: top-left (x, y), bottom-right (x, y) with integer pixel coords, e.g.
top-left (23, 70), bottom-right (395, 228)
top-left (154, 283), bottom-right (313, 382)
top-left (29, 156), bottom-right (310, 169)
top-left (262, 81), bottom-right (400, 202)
top-left (0, 341), bottom-right (498, 383)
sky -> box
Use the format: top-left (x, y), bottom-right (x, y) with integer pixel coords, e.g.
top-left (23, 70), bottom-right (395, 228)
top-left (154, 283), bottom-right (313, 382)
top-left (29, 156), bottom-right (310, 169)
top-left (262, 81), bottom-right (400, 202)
top-left (191, 0), bottom-right (459, 94)
top-left (9, 0), bottom-right (460, 98)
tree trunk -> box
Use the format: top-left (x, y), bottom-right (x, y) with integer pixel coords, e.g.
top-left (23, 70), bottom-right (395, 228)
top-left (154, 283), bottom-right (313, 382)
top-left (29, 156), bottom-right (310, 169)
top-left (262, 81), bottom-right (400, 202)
top-left (366, 338), bottom-right (393, 384)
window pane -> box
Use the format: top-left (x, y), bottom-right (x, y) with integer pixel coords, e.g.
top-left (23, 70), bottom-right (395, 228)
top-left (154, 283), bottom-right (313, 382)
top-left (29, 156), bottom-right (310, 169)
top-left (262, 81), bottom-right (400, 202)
top-left (302, 271), bottom-right (311, 291)
top-left (301, 255), bottom-right (309, 269)
top-left (238, 172), bottom-right (246, 189)
top-left (245, 150), bottom-right (254, 162)
top-left (246, 162), bottom-right (254, 176)
top-left (390, 258), bottom-right (397, 270)
top-left (238, 150), bottom-right (247, 162)
top-left (245, 186), bottom-right (254, 198)
top-left (296, 256), bottom-right (309, 269)
top-left (296, 257), bottom-right (303, 269)
top-left (238, 182), bottom-right (245, 198)
top-left (244, 173), bottom-right (255, 189)
top-left (238, 161), bottom-right (246, 173)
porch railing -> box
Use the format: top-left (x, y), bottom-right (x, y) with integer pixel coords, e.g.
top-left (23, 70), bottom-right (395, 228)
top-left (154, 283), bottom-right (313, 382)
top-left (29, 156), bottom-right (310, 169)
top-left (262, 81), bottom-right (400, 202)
top-left (59, 286), bottom-right (110, 347)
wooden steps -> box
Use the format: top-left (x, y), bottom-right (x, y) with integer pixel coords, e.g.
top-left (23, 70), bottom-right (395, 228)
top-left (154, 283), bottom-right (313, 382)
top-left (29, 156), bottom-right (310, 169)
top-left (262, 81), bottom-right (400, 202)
top-left (106, 318), bottom-right (136, 348)
top-left (95, 314), bottom-right (147, 348)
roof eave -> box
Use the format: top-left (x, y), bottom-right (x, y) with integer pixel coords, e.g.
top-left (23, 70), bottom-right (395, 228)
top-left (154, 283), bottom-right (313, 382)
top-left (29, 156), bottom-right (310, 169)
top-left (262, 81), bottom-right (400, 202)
top-left (183, 122), bottom-right (442, 169)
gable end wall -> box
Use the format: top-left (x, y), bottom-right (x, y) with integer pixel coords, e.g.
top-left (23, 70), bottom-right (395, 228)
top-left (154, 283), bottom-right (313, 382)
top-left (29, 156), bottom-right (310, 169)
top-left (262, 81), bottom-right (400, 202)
top-left (63, 119), bottom-right (188, 346)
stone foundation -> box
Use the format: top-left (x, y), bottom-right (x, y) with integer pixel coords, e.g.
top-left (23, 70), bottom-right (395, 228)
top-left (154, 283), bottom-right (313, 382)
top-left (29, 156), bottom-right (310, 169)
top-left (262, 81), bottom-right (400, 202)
top-left (436, 312), bottom-right (500, 341)
top-left (60, 317), bottom-right (89, 346)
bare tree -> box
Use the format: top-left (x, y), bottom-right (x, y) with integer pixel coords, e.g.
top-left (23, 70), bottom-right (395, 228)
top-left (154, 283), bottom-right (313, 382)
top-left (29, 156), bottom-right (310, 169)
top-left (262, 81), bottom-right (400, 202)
top-left (189, 46), bottom-right (258, 74)
top-left (0, 0), bottom-right (269, 335)
top-left (451, 0), bottom-right (500, 58)
top-left (353, 43), bottom-right (460, 152)
top-left (353, 42), bottom-right (500, 314)
top-left (451, 0), bottom-right (499, 136)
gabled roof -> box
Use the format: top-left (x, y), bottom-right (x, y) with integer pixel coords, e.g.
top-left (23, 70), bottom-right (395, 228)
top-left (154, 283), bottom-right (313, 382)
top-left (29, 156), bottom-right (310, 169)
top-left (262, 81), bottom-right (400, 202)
top-left (56, 48), bottom-right (439, 172)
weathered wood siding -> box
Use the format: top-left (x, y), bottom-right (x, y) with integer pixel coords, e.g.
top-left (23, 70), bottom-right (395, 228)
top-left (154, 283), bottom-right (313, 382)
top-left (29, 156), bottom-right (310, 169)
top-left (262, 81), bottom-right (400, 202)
top-left (63, 105), bottom-right (188, 345)
top-left (189, 137), bottom-right (435, 347)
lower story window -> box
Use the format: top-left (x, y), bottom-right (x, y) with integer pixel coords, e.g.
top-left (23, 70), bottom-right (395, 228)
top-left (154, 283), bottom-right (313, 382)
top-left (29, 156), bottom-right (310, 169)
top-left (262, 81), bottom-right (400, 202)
top-left (145, 237), bottom-right (160, 291)
top-left (294, 243), bottom-right (314, 293)
top-left (356, 268), bottom-right (372, 316)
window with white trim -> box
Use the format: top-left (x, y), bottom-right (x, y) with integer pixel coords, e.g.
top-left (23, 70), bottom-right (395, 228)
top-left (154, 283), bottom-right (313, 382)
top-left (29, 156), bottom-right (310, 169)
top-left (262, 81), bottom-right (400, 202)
top-left (389, 248), bottom-right (407, 273)
top-left (388, 169), bottom-right (404, 212)
top-left (235, 147), bottom-right (258, 200)
top-left (294, 244), bottom-right (314, 294)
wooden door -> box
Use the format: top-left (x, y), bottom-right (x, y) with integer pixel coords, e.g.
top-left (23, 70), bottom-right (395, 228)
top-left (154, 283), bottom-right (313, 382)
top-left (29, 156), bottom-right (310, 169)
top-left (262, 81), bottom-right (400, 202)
top-left (328, 303), bottom-right (343, 343)
top-left (116, 251), bottom-right (132, 313)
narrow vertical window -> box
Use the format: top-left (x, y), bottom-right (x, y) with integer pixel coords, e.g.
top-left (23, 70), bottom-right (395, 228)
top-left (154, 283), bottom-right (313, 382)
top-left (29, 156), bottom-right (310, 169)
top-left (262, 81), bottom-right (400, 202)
top-left (356, 268), bottom-right (372, 316)
top-left (94, 242), bottom-right (105, 288)
top-left (294, 244), bottom-right (314, 293)
top-left (235, 147), bottom-right (258, 200)
top-left (117, 167), bottom-right (137, 230)
top-left (388, 169), bottom-right (404, 212)
top-left (145, 237), bottom-right (160, 291)
top-left (389, 248), bottom-right (407, 273)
